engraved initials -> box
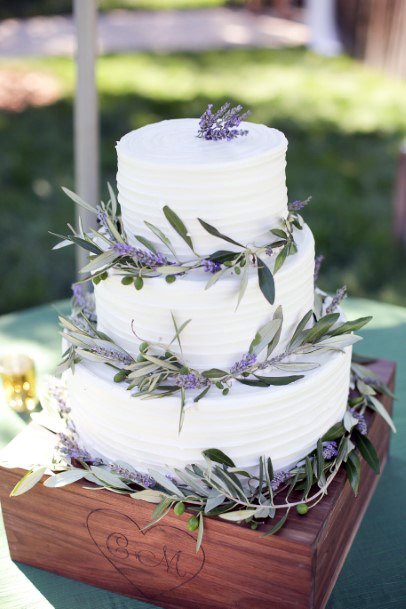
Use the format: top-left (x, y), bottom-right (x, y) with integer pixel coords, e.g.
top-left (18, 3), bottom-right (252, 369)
top-left (106, 532), bottom-right (190, 578)
top-left (87, 508), bottom-right (205, 600)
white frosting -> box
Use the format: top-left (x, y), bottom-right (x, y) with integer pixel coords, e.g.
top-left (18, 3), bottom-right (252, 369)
top-left (66, 346), bottom-right (352, 474)
top-left (94, 224), bottom-right (315, 370)
top-left (116, 118), bottom-right (288, 259)
top-left (64, 118), bottom-right (353, 478)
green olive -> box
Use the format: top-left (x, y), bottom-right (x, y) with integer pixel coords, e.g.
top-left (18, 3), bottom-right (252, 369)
top-left (174, 502), bottom-right (185, 516)
top-left (134, 276), bottom-right (144, 290)
top-left (187, 516), bottom-right (199, 532)
top-left (113, 370), bottom-right (127, 383)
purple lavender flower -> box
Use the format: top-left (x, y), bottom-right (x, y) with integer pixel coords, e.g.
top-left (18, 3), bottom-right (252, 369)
top-left (230, 352), bottom-right (257, 375)
top-left (71, 283), bottom-right (97, 322)
top-left (265, 246), bottom-right (273, 257)
top-left (112, 243), bottom-right (168, 269)
top-left (322, 441), bottom-right (338, 460)
top-left (288, 197), bottom-right (311, 212)
top-left (360, 377), bottom-right (380, 387)
top-left (72, 283), bottom-right (84, 302)
top-left (47, 378), bottom-right (70, 414)
top-left (197, 102), bottom-right (251, 141)
top-left (92, 344), bottom-right (133, 365)
top-left (202, 259), bottom-right (221, 273)
top-left (350, 408), bottom-right (368, 435)
top-left (199, 103), bottom-right (213, 130)
top-left (270, 470), bottom-right (289, 491)
top-left (68, 314), bottom-right (96, 335)
top-left (257, 352), bottom-right (285, 370)
top-left (136, 249), bottom-right (168, 268)
top-left (110, 464), bottom-right (155, 487)
top-left (175, 373), bottom-right (208, 390)
top-left (326, 286), bottom-right (347, 314)
top-left (97, 209), bottom-right (109, 230)
top-left (113, 242), bottom-right (137, 257)
top-left (314, 254), bottom-right (324, 283)
top-left (56, 433), bottom-right (99, 463)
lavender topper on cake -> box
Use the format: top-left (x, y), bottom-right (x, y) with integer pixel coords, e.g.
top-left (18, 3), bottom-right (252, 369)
top-left (197, 102), bottom-right (251, 141)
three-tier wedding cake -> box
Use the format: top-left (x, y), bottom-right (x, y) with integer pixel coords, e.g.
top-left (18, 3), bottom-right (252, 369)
top-left (62, 109), bottom-right (354, 477)
top-left (4, 103), bottom-right (391, 568)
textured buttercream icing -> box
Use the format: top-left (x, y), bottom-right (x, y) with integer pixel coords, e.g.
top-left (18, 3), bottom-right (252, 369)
top-left (65, 116), bottom-right (352, 476)
top-left (116, 118), bottom-right (288, 259)
top-left (94, 224), bottom-right (315, 370)
top-left (66, 346), bottom-right (351, 474)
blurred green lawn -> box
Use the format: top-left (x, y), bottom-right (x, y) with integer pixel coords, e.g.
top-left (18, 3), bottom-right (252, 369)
top-left (1, 47), bottom-right (406, 315)
top-left (0, 0), bottom-right (234, 20)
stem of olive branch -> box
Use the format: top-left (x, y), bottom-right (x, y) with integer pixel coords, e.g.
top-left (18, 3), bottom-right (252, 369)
top-left (54, 454), bottom-right (342, 513)
top-left (204, 460), bottom-right (342, 511)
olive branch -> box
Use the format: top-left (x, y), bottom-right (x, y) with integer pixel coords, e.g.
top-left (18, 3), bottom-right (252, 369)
top-left (7, 357), bottom-right (395, 551)
top-left (59, 288), bottom-right (371, 435)
top-left (53, 186), bottom-right (306, 308)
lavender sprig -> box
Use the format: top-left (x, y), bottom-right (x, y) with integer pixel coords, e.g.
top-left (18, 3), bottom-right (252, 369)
top-left (97, 209), bottom-right (109, 230)
top-left (322, 441), bottom-right (338, 460)
top-left (175, 374), bottom-right (209, 390)
top-left (314, 254), bottom-right (324, 283)
top-left (72, 284), bottom-right (97, 323)
top-left (112, 243), bottom-right (168, 269)
top-left (326, 285), bottom-right (347, 314)
top-left (202, 259), bottom-right (221, 274)
top-left (350, 408), bottom-right (368, 435)
top-left (270, 470), bottom-right (289, 491)
top-left (47, 377), bottom-right (70, 414)
top-left (197, 102), bottom-right (251, 141)
top-left (230, 353), bottom-right (257, 375)
top-left (56, 433), bottom-right (101, 464)
top-left (288, 197), bottom-right (311, 212)
top-left (110, 464), bottom-right (155, 487)
top-left (92, 344), bottom-right (133, 366)
top-left (57, 431), bottom-right (154, 485)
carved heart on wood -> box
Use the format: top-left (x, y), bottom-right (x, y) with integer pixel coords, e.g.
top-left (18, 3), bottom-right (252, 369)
top-left (87, 508), bottom-right (205, 600)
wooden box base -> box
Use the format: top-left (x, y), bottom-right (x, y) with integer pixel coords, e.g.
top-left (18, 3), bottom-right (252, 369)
top-left (0, 360), bottom-right (395, 609)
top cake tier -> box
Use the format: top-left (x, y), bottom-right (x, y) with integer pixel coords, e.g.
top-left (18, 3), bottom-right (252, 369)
top-left (116, 118), bottom-right (288, 259)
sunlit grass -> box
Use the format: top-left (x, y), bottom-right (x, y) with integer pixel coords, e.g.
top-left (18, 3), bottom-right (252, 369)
top-left (96, 51), bottom-right (406, 133)
top-left (100, 0), bottom-right (233, 9)
top-left (0, 0), bottom-right (233, 19)
top-left (0, 47), bottom-right (405, 314)
top-left (5, 49), bottom-right (404, 134)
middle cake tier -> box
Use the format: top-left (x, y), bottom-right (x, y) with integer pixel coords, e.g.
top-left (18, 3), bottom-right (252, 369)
top-left (94, 223), bottom-right (315, 370)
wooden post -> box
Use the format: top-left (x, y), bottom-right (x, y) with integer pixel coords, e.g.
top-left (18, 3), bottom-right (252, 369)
top-left (74, 0), bottom-right (99, 274)
top-left (307, 0), bottom-right (342, 56)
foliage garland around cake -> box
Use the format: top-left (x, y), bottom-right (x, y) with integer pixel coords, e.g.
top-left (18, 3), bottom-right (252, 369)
top-left (7, 355), bottom-right (395, 552)
top-left (59, 284), bottom-right (371, 432)
top-left (52, 186), bottom-right (310, 308)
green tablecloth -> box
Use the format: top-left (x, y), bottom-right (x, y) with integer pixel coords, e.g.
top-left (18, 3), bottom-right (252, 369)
top-left (0, 298), bottom-right (405, 609)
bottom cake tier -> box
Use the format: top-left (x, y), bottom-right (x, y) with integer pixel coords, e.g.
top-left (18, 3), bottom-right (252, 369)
top-left (65, 346), bottom-right (352, 475)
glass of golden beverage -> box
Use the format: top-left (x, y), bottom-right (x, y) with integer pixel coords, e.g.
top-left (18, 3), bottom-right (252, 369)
top-left (0, 354), bottom-right (37, 413)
